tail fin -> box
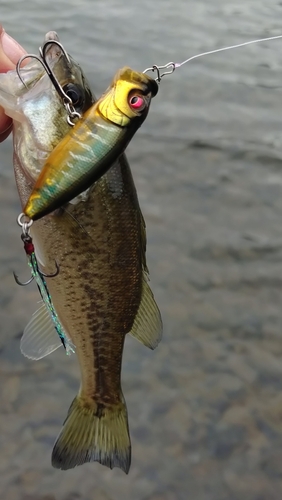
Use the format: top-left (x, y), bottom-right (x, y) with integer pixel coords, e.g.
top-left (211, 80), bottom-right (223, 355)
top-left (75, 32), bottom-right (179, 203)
top-left (51, 395), bottom-right (131, 473)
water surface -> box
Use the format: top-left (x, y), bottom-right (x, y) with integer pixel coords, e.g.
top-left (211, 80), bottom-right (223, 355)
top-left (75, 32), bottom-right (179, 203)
top-left (1, 2), bottom-right (282, 499)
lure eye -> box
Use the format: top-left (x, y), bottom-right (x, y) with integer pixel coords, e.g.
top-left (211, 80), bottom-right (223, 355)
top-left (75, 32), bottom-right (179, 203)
top-left (63, 83), bottom-right (84, 108)
top-left (129, 94), bottom-right (146, 111)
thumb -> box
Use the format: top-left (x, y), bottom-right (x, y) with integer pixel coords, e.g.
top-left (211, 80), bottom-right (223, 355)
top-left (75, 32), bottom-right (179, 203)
top-left (0, 26), bottom-right (26, 141)
top-left (0, 25), bottom-right (26, 72)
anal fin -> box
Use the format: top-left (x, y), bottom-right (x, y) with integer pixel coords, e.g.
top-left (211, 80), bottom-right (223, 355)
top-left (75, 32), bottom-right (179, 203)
top-left (21, 303), bottom-right (63, 360)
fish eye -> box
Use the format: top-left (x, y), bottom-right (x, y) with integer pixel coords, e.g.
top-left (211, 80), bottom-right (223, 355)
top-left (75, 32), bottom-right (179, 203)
top-left (63, 83), bottom-right (84, 108)
top-left (129, 94), bottom-right (146, 111)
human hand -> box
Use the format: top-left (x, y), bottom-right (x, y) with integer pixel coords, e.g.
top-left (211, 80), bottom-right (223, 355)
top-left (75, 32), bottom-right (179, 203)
top-left (0, 26), bottom-right (26, 142)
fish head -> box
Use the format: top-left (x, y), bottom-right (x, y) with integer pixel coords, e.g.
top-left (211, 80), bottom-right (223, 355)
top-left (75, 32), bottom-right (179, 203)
top-left (0, 31), bottom-right (94, 184)
top-left (98, 67), bottom-right (158, 128)
top-left (43, 31), bottom-right (93, 118)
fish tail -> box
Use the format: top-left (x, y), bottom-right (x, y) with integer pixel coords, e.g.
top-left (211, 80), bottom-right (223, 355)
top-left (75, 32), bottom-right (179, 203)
top-left (51, 394), bottom-right (131, 473)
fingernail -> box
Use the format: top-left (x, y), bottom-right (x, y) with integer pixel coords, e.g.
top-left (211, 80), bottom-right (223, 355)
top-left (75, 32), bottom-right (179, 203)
top-left (1, 30), bottom-right (25, 65)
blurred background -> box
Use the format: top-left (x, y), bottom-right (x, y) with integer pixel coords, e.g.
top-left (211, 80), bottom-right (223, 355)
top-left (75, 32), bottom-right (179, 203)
top-left (1, 1), bottom-right (282, 499)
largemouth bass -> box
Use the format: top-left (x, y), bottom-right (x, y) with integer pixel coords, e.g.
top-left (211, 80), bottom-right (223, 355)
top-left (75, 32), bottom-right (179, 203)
top-left (1, 32), bottom-right (162, 472)
top-left (23, 67), bottom-right (158, 221)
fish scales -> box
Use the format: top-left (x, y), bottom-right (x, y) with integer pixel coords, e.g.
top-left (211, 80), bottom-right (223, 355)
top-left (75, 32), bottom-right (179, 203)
top-left (39, 160), bottom-right (143, 405)
top-left (15, 152), bottom-right (145, 472)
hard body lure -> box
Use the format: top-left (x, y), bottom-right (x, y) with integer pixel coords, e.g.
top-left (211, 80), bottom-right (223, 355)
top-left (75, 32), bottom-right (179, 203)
top-left (23, 67), bottom-right (158, 221)
top-left (20, 34), bottom-right (282, 223)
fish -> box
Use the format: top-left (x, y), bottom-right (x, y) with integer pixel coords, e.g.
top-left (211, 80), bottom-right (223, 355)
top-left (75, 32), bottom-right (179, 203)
top-left (1, 32), bottom-right (162, 472)
top-left (23, 67), bottom-right (158, 221)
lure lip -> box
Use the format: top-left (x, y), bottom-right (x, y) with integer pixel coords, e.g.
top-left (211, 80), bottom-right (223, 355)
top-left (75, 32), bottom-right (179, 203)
top-left (147, 77), bottom-right (159, 98)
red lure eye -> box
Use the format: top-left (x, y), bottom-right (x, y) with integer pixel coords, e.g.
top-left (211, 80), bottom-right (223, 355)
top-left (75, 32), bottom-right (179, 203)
top-left (129, 95), bottom-right (145, 110)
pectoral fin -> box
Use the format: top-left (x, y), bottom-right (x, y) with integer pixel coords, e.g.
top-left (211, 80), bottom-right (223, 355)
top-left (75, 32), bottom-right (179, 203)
top-left (129, 276), bottom-right (162, 350)
top-left (21, 304), bottom-right (62, 360)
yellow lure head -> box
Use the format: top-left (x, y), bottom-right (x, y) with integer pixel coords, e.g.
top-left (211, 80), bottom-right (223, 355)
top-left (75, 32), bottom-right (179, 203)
top-left (97, 67), bottom-right (159, 127)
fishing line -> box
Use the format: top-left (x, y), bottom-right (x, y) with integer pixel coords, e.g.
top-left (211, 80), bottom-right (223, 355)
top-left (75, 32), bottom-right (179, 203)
top-left (144, 34), bottom-right (282, 81)
top-left (12, 32), bottom-right (282, 358)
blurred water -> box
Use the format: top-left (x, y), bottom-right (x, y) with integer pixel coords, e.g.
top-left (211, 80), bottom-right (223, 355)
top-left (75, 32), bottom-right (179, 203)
top-left (2, 2), bottom-right (282, 500)
top-left (2, 0), bottom-right (282, 151)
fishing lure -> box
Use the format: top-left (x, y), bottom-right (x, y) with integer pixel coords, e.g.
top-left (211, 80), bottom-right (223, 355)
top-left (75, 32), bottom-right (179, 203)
top-left (17, 34), bottom-right (282, 223)
top-left (13, 33), bottom-right (282, 351)
top-left (19, 66), bottom-right (158, 221)
top-left (14, 213), bottom-right (75, 356)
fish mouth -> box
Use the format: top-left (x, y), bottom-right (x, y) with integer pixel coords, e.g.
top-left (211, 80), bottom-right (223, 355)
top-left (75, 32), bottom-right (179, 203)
top-left (43, 31), bottom-right (63, 62)
top-left (45, 31), bottom-right (60, 42)
top-left (42, 31), bottom-right (71, 75)
top-left (41, 32), bottom-right (94, 115)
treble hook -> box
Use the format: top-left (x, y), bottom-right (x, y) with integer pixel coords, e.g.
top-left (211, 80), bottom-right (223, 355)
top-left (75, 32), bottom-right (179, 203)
top-left (38, 40), bottom-right (73, 103)
top-left (13, 272), bottom-right (34, 287)
top-left (40, 260), bottom-right (60, 278)
top-left (40, 40), bottom-right (81, 125)
top-left (143, 62), bottom-right (176, 82)
top-left (13, 260), bottom-right (60, 287)
top-left (14, 213), bottom-right (60, 286)
top-left (16, 53), bottom-right (48, 88)
top-left (16, 39), bottom-right (81, 125)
